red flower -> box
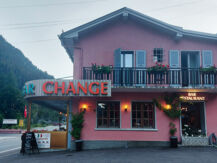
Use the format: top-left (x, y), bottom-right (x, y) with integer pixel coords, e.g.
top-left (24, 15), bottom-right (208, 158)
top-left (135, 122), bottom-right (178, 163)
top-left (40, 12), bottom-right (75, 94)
top-left (167, 65), bottom-right (169, 68)
top-left (155, 61), bottom-right (158, 64)
top-left (162, 65), bottom-right (165, 67)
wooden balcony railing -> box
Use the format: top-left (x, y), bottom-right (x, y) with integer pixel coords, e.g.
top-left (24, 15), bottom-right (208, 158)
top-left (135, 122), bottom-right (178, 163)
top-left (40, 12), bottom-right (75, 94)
top-left (83, 67), bottom-right (217, 87)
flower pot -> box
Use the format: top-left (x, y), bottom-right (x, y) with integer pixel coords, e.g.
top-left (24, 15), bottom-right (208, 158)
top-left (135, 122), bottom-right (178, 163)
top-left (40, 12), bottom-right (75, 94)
top-left (75, 140), bottom-right (83, 151)
top-left (170, 136), bottom-right (178, 148)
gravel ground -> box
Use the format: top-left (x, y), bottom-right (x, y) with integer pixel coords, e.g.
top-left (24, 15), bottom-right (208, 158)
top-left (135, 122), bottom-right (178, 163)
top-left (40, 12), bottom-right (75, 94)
top-left (1, 146), bottom-right (217, 163)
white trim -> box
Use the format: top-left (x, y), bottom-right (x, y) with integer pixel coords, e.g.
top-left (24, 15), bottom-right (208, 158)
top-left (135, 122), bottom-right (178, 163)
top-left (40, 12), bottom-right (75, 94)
top-left (95, 128), bottom-right (158, 131)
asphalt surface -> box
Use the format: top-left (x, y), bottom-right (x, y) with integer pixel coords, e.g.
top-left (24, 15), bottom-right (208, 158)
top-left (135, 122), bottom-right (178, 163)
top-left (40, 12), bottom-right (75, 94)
top-left (0, 146), bottom-right (217, 163)
top-left (0, 134), bottom-right (21, 159)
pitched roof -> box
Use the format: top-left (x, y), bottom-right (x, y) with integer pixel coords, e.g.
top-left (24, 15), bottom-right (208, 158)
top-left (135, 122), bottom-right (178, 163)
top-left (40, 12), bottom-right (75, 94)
top-left (59, 7), bottom-right (217, 41)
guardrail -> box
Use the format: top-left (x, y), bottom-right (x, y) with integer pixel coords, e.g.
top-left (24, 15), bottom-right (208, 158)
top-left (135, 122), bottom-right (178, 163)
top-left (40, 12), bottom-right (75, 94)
top-left (83, 67), bottom-right (216, 87)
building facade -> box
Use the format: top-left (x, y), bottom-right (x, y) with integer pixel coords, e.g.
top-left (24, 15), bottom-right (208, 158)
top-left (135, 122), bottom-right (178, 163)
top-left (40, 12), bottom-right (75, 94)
top-left (25, 7), bottom-right (217, 149)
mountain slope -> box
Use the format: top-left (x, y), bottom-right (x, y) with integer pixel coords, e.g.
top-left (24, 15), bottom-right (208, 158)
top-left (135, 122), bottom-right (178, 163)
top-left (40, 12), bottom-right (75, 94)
top-left (0, 35), bottom-right (53, 89)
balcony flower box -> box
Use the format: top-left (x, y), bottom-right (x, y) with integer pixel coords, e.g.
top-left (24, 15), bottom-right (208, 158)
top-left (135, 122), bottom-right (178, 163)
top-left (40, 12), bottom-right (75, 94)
top-left (91, 63), bottom-right (112, 74)
top-left (147, 63), bottom-right (169, 73)
top-left (147, 63), bottom-right (169, 83)
top-left (91, 63), bottom-right (112, 80)
top-left (200, 66), bottom-right (217, 74)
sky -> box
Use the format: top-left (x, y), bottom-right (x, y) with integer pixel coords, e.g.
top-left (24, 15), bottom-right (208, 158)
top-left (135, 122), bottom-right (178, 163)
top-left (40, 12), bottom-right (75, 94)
top-left (0, 0), bottom-right (217, 78)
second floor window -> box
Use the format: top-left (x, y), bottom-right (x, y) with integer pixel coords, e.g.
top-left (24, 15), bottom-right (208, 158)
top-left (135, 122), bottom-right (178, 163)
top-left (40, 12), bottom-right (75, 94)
top-left (120, 51), bottom-right (134, 68)
top-left (153, 48), bottom-right (163, 63)
top-left (97, 101), bottom-right (120, 128)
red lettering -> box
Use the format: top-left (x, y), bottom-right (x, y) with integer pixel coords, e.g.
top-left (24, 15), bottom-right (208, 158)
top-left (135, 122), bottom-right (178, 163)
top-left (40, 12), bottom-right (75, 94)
top-left (88, 82), bottom-right (99, 95)
top-left (54, 82), bottom-right (65, 94)
top-left (42, 81), bottom-right (54, 94)
top-left (101, 82), bottom-right (108, 95)
top-left (77, 82), bottom-right (87, 94)
top-left (66, 82), bottom-right (76, 95)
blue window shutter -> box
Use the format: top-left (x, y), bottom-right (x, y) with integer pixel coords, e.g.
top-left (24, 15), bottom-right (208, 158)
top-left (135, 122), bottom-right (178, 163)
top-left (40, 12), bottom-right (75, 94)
top-left (202, 50), bottom-right (213, 68)
top-left (169, 50), bottom-right (179, 68)
top-left (114, 48), bottom-right (121, 67)
top-left (136, 50), bottom-right (146, 67)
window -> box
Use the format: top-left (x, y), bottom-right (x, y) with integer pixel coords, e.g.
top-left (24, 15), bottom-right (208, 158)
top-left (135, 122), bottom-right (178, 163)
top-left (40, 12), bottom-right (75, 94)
top-left (132, 102), bottom-right (155, 128)
top-left (120, 51), bottom-right (134, 68)
top-left (97, 101), bottom-right (120, 128)
top-left (153, 48), bottom-right (163, 63)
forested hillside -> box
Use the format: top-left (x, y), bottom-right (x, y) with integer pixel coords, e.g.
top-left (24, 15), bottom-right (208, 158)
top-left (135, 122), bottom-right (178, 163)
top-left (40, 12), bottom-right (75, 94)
top-left (0, 35), bottom-right (53, 89)
top-left (0, 35), bottom-right (58, 127)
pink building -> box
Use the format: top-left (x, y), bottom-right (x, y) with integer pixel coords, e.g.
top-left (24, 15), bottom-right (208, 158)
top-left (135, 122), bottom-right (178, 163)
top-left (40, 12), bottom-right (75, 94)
top-left (25, 7), bottom-right (217, 150)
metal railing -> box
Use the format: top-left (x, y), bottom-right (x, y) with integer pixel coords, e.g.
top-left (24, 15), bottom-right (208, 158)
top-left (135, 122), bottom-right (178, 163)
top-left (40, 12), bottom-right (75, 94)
top-left (83, 67), bottom-right (217, 87)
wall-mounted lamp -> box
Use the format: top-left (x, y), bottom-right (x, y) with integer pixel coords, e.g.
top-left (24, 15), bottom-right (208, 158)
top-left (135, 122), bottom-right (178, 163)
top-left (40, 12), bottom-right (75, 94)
top-left (59, 112), bottom-right (62, 115)
top-left (81, 104), bottom-right (87, 112)
top-left (165, 104), bottom-right (171, 110)
top-left (124, 105), bottom-right (128, 112)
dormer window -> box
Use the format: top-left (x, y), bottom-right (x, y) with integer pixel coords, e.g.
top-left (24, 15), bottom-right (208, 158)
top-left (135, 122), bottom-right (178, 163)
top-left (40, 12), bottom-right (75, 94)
top-left (153, 48), bottom-right (163, 63)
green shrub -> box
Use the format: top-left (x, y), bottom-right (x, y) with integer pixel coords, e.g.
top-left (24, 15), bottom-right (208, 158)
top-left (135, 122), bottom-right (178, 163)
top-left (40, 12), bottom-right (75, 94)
top-left (71, 111), bottom-right (85, 140)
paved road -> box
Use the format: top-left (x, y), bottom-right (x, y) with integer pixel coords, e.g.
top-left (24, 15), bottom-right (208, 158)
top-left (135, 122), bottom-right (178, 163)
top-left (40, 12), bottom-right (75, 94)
top-left (0, 134), bottom-right (21, 159)
top-left (1, 146), bottom-right (217, 163)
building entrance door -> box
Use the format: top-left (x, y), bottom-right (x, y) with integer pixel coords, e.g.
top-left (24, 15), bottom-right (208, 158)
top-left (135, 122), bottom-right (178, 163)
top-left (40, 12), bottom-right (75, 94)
top-left (181, 102), bottom-right (206, 137)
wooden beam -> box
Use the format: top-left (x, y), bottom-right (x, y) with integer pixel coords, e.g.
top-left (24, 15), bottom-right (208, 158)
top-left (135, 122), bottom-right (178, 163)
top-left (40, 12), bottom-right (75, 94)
top-left (27, 102), bottom-right (32, 132)
top-left (66, 102), bottom-right (69, 146)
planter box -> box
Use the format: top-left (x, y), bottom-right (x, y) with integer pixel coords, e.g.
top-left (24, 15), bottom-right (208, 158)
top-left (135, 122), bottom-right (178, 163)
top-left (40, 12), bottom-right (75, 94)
top-left (75, 140), bottom-right (83, 151)
top-left (170, 136), bottom-right (178, 148)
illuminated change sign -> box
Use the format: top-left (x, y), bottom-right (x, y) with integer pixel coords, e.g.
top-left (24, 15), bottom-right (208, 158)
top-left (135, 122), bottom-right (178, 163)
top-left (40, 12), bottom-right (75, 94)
top-left (24, 80), bottom-right (111, 98)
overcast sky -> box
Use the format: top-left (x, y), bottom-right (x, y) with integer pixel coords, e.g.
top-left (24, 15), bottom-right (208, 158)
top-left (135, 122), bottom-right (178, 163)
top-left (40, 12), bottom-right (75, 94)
top-left (0, 0), bottom-right (217, 78)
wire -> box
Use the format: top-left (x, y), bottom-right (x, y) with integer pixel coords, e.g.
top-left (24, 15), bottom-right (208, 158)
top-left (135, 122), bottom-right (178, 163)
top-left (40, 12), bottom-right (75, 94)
top-left (10, 38), bottom-right (58, 45)
top-left (55, 76), bottom-right (73, 80)
top-left (0, 0), bottom-right (109, 8)
top-left (146, 0), bottom-right (204, 13)
top-left (0, 22), bottom-right (76, 30)
top-left (0, 18), bottom-right (90, 27)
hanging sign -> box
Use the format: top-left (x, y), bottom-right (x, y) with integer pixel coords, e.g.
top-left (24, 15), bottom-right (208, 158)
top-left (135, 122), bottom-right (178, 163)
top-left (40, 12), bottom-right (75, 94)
top-left (180, 93), bottom-right (205, 101)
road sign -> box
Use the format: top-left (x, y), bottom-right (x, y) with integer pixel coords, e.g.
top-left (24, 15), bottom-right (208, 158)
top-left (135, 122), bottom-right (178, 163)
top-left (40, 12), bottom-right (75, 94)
top-left (19, 119), bottom-right (24, 127)
top-left (3, 119), bottom-right (17, 124)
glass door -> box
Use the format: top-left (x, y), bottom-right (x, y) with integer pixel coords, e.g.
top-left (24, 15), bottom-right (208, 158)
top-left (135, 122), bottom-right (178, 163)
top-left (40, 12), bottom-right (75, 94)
top-left (120, 51), bottom-right (134, 85)
top-left (181, 51), bottom-right (200, 87)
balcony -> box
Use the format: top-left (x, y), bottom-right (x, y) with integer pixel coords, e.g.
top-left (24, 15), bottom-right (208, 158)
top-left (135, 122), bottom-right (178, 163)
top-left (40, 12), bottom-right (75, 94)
top-left (83, 67), bottom-right (217, 91)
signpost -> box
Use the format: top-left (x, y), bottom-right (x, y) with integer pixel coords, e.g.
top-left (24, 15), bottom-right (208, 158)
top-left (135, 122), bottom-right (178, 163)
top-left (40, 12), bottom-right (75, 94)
top-left (21, 132), bottom-right (39, 154)
top-left (19, 119), bottom-right (24, 127)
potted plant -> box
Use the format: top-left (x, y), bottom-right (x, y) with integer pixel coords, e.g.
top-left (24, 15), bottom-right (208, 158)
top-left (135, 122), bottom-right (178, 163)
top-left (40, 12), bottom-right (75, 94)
top-left (147, 62), bottom-right (169, 73)
top-left (147, 63), bottom-right (169, 83)
top-left (91, 63), bottom-right (112, 74)
top-left (71, 111), bottom-right (85, 151)
top-left (200, 65), bottom-right (217, 74)
top-left (169, 122), bottom-right (178, 148)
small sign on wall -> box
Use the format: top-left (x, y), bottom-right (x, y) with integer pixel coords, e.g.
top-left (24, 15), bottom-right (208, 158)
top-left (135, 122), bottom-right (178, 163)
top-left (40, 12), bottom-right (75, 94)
top-left (3, 119), bottom-right (17, 124)
top-left (35, 133), bottom-right (51, 148)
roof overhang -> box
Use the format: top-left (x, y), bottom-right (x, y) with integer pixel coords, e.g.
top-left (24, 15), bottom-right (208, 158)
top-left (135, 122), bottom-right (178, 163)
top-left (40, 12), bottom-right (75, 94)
top-left (58, 7), bottom-right (217, 62)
